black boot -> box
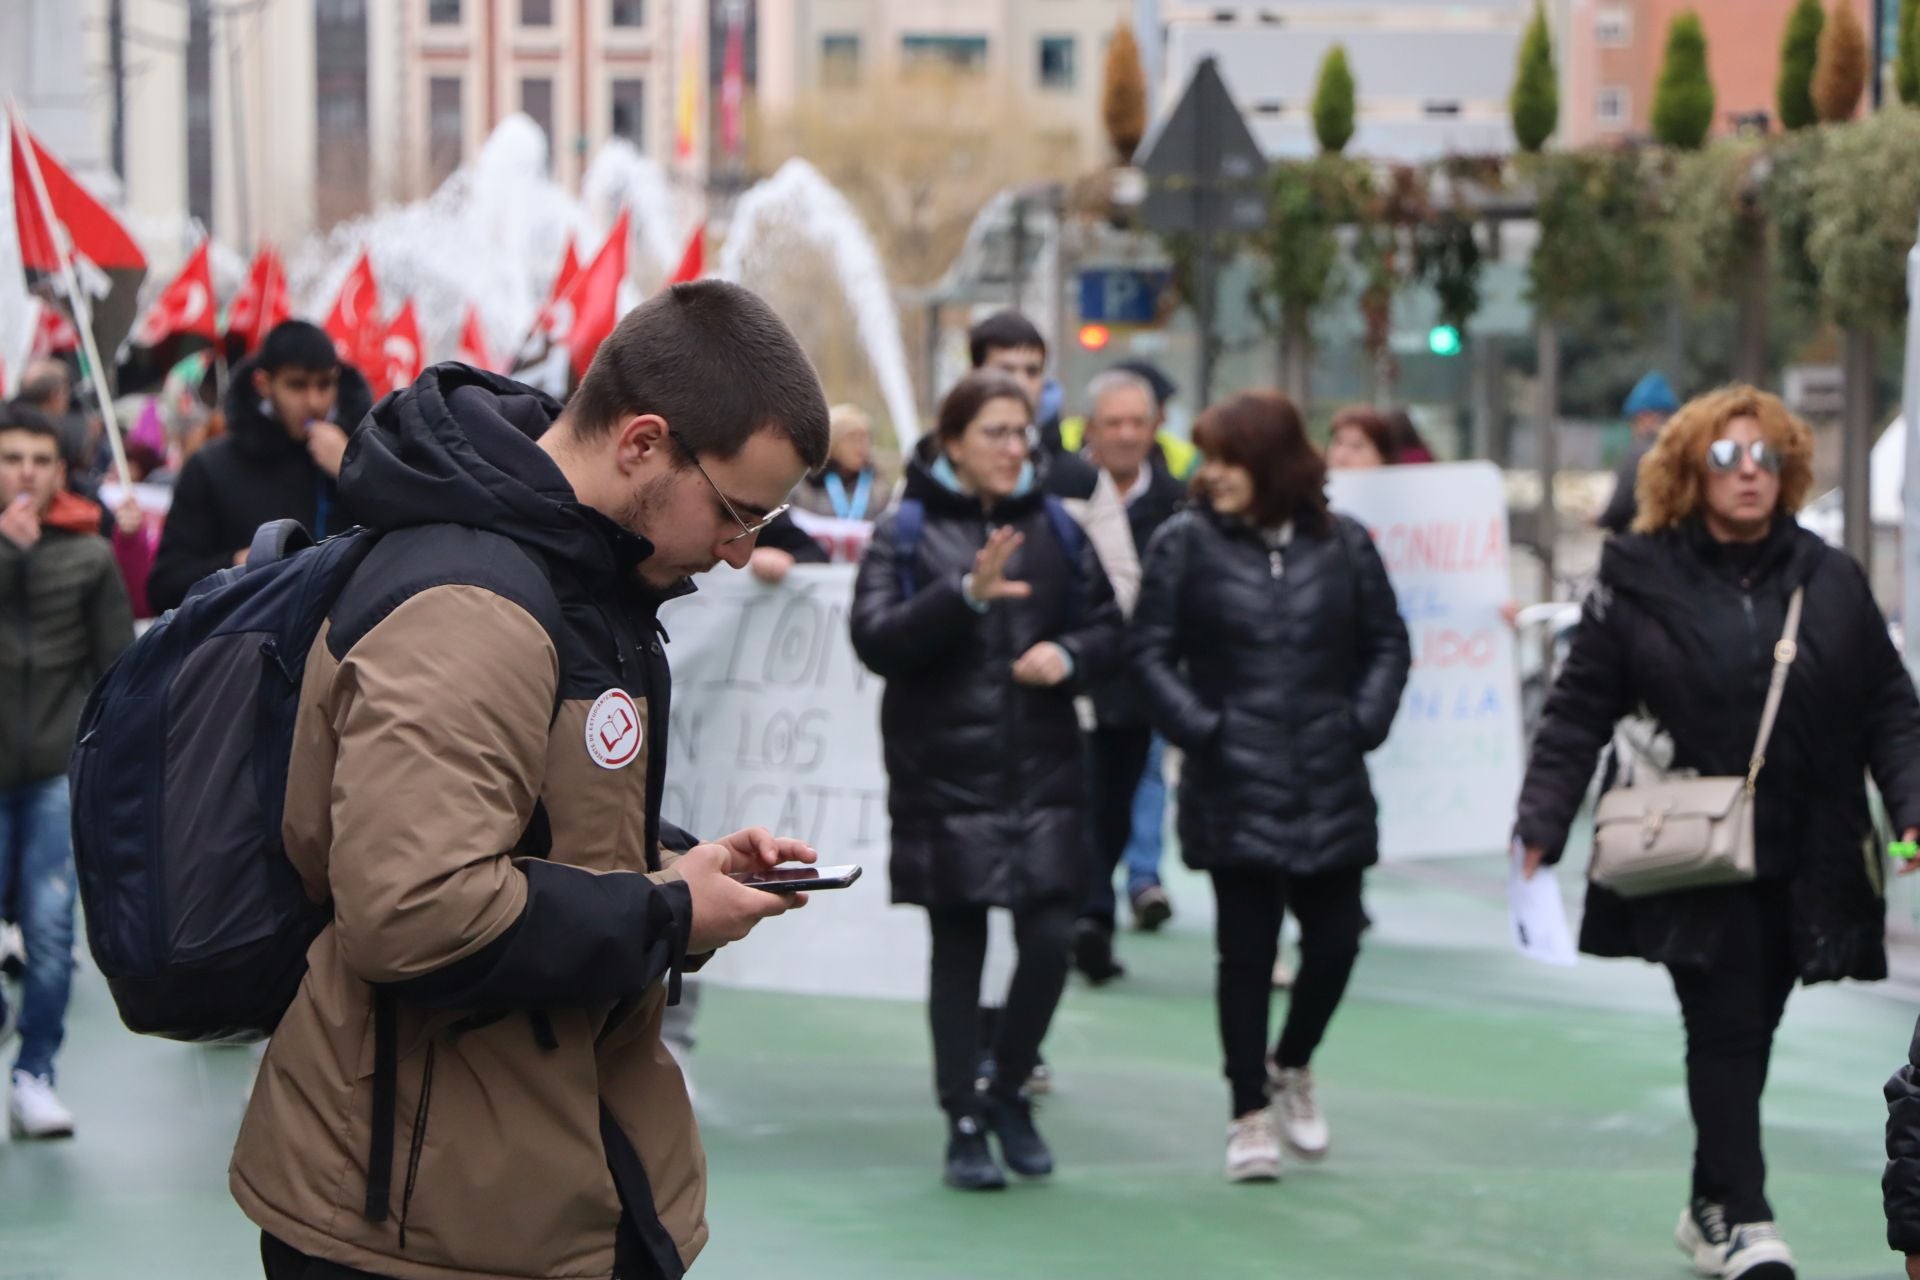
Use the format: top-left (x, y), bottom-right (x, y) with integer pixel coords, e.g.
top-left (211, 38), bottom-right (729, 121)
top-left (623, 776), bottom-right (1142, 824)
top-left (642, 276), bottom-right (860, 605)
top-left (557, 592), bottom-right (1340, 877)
top-left (943, 1114), bottom-right (1007, 1191)
top-left (982, 1086), bottom-right (1054, 1178)
top-left (1073, 919), bottom-right (1126, 986)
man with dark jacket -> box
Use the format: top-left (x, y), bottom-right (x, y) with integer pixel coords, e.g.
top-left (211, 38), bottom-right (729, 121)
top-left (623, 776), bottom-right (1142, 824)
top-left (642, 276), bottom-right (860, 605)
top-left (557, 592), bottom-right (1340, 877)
top-left (1597, 371), bottom-right (1680, 535)
top-left (232, 281), bottom-right (832, 1280)
top-left (1074, 369), bottom-right (1187, 984)
top-left (0, 402), bottom-right (134, 1140)
top-left (148, 320), bottom-right (373, 612)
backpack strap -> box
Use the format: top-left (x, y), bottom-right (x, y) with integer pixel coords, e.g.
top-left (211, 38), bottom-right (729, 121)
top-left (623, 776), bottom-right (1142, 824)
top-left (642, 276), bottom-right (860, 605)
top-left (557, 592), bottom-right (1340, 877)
top-left (893, 499), bottom-right (926, 599)
top-left (1042, 494), bottom-right (1089, 626)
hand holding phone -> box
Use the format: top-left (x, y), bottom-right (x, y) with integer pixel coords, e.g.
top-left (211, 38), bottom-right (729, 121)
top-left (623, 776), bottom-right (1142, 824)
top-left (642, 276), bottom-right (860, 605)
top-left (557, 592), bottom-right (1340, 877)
top-left (729, 864), bottom-right (863, 894)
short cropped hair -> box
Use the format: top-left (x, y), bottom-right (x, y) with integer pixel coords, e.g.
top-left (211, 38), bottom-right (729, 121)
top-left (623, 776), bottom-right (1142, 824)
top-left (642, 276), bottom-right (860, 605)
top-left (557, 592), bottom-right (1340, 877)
top-left (568, 279), bottom-right (829, 470)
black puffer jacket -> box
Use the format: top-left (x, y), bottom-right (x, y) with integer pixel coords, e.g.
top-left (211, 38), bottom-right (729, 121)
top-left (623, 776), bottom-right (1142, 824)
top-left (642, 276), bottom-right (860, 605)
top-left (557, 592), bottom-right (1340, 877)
top-left (148, 356), bottom-right (373, 611)
top-left (850, 455), bottom-right (1125, 911)
top-left (1516, 519), bottom-right (1920, 981)
top-left (1132, 507), bottom-right (1411, 875)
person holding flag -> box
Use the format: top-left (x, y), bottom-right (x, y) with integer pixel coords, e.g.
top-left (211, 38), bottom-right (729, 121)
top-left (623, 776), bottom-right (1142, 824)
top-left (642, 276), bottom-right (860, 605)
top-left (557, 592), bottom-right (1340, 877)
top-left (147, 319), bottom-right (372, 611)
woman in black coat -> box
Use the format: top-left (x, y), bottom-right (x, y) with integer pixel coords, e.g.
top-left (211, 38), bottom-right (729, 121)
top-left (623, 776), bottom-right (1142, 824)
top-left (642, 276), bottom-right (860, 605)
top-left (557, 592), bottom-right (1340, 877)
top-left (1515, 387), bottom-right (1920, 1280)
top-left (850, 371), bottom-right (1123, 1192)
top-left (1131, 391), bottom-right (1410, 1184)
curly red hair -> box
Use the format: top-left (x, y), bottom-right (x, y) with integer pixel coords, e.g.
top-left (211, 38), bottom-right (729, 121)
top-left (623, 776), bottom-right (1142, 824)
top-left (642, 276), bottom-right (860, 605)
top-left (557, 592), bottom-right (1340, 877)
top-left (1632, 386), bottom-right (1815, 534)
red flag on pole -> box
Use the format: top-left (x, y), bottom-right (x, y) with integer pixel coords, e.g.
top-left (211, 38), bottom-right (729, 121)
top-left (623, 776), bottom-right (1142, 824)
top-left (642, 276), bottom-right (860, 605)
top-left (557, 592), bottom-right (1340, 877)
top-left (371, 300), bottom-right (424, 398)
top-left (226, 246), bottom-right (291, 354)
top-left (9, 119), bottom-right (146, 274)
top-left (667, 224), bottom-right (705, 286)
top-left (455, 304), bottom-right (494, 372)
top-left (548, 210), bottom-right (628, 381)
top-left (322, 250), bottom-right (382, 371)
top-left (132, 240), bottom-right (218, 348)
top-left (30, 302), bottom-right (78, 358)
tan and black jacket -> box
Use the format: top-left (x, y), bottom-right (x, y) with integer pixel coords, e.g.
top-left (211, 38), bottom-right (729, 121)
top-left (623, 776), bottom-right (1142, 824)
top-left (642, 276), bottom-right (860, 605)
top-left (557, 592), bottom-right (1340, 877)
top-left (230, 365), bottom-right (708, 1280)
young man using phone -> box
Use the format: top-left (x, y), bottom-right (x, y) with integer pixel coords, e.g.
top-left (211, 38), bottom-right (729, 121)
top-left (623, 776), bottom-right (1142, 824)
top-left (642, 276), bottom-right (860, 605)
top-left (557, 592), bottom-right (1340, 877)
top-left (231, 282), bottom-right (832, 1280)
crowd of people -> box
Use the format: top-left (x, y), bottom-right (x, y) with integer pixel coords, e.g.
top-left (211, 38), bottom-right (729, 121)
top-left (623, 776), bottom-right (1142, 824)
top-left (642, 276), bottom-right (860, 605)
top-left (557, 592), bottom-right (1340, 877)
top-left (5, 287), bottom-right (1920, 1280)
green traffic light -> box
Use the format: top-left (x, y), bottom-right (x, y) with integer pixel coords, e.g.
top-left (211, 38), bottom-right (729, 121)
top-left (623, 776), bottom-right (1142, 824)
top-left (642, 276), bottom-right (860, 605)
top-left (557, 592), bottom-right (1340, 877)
top-left (1428, 324), bottom-right (1462, 357)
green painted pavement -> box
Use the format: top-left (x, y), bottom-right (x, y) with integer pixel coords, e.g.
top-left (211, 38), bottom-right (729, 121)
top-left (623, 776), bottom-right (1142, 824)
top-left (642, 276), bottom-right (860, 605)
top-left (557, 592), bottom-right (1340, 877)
top-left (2, 855), bottom-right (1914, 1279)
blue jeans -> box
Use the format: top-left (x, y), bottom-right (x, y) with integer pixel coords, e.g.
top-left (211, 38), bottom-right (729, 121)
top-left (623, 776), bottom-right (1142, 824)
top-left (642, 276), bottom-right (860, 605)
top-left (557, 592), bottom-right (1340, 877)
top-left (1123, 735), bottom-right (1167, 897)
top-left (0, 777), bottom-right (76, 1081)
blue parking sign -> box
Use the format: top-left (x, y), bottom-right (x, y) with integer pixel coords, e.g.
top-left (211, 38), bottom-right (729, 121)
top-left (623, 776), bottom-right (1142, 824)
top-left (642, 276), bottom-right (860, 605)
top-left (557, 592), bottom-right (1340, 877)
top-left (1078, 269), bottom-right (1170, 325)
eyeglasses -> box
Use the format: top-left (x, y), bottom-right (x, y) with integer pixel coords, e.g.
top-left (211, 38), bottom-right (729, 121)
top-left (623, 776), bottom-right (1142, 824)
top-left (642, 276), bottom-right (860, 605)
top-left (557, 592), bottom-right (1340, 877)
top-left (975, 423), bottom-right (1039, 451)
top-left (1706, 439), bottom-right (1782, 475)
top-left (668, 429), bottom-right (789, 544)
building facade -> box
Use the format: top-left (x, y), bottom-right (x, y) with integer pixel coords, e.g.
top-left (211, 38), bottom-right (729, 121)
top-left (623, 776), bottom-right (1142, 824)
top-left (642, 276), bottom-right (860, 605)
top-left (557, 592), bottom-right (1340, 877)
top-left (1560, 0), bottom-right (1877, 146)
top-left (755, 0), bottom-right (1132, 167)
top-left (1156, 0), bottom-right (1534, 162)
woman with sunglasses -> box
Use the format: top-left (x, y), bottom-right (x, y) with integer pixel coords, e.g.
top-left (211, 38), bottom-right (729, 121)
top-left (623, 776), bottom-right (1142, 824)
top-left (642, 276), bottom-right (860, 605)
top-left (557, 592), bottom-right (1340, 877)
top-left (1516, 387), bottom-right (1920, 1280)
top-left (851, 370), bottom-right (1124, 1192)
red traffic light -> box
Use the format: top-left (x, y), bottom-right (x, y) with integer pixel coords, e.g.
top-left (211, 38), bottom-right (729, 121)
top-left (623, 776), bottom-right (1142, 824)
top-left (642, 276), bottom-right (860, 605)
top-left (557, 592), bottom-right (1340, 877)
top-left (1078, 323), bottom-right (1112, 351)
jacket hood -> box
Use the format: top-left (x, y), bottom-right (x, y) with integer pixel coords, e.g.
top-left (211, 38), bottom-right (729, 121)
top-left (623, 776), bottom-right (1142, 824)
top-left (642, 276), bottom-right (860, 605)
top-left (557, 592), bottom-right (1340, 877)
top-left (223, 353), bottom-right (376, 462)
top-left (901, 445), bottom-right (1045, 519)
top-left (339, 362), bottom-right (655, 583)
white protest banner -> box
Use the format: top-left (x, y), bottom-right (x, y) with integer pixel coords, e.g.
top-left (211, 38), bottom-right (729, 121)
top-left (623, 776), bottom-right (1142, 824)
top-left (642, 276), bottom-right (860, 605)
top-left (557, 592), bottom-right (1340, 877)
top-left (1327, 461), bottom-right (1524, 858)
top-left (787, 507), bottom-right (873, 563)
top-left (659, 565), bottom-right (1013, 999)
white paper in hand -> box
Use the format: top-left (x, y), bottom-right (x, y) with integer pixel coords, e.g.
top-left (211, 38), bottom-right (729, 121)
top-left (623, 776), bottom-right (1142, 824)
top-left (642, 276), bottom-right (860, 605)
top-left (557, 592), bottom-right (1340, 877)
top-left (1508, 840), bottom-right (1578, 966)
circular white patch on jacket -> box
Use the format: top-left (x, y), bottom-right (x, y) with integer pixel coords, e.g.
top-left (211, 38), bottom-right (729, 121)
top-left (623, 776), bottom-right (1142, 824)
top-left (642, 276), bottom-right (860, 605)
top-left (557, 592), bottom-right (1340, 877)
top-left (585, 689), bottom-right (642, 770)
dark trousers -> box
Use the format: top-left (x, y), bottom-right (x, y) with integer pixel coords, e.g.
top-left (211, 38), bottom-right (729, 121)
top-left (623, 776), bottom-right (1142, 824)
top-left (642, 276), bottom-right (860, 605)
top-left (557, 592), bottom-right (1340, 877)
top-left (262, 1235), bottom-right (390, 1280)
top-left (1667, 879), bottom-right (1798, 1225)
top-left (929, 902), bottom-right (1076, 1116)
top-left (1082, 726), bottom-right (1155, 929)
top-left (1211, 866), bottom-right (1367, 1118)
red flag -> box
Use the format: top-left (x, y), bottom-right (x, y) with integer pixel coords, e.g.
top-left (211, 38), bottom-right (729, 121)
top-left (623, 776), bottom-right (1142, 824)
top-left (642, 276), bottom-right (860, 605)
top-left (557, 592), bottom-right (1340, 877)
top-left (455, 304), bottom-right (494, 372)
top-left (552, 241), bottom-right (580, 301)
top-left (371, 300), bottom-right (424, 398)
top-left (9, 115), bottom-right (146, 274)
top-left (667, 223), bottom-right (704, 286)
top-left (322, 250), bottom-right (382, 371)
top-left (132, 240), bottom-right (218, 348)
top-left (546, 211), bottom-right (629, 380)
top-left (30, 302), bottom-right (78, 358)
top-left (226, 246), bottom-right (291, 353)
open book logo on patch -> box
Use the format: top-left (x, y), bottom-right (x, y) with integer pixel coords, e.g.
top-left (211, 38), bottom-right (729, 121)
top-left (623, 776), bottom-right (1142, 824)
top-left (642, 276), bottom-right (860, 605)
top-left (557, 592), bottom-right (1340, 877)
top-left (585, 689), bottom-right (641, 770)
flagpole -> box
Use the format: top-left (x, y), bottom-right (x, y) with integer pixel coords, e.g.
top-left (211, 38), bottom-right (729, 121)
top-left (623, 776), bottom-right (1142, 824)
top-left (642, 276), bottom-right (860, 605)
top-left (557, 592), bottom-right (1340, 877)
top-left (7, 99), bottom-right (133, 491)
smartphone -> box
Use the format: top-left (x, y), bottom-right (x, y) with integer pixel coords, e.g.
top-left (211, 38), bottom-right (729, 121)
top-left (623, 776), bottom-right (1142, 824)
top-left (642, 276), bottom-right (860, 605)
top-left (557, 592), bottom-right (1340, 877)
top-left (730, 864), bottom-right (863, 894)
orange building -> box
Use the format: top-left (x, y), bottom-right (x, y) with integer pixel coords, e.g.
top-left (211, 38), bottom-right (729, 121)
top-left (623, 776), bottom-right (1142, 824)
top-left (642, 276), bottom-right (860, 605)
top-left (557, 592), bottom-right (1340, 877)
top-left (1562, 0), bottom-right (1876, 146)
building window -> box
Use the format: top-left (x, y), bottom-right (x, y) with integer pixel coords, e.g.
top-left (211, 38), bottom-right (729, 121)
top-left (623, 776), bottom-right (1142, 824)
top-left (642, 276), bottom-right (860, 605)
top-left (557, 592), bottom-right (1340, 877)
top-left (1596, 7), bottom-right (1631, 48)
top-left (521, 0), bottom-right (552, 26)
top-left (901, 34), bottom-right (989, 75)
top-left (1424, 100), bottom-right (1462, 118)
top-left (1038, 36), bottom-right (1075, 90)
top-left (1596, 86), bottom-right (1629, 128)
top-left (523, 76), bottom-right (555, 163)
top-left (316, 0), bottom-right (370, 225)
top-left (428, 0), bottom-right (460, 23)
top-left (428, 76), bottom-right (463, 184)
top-left (610, 78), bottom-right (646, 149)
top-left (611, 0), bottom-right (644, 26)
top-left (821, 33), bottom-right (860, 88)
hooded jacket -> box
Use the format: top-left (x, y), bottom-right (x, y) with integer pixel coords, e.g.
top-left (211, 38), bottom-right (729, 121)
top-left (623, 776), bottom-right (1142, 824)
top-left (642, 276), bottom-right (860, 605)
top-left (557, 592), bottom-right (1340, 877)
top-left (230, 364), bottom-right (709, 1280)
top-left (1517, 519), bottom-right (1920, 980)
top-left (1130, 506), bottom-right (1411, 876)
top-left (850, 452), bottom-right (1124, 911)
top-left (0, 490), bottom-right (134, 788)
top-left (147, 356), bottom-right (374, 612)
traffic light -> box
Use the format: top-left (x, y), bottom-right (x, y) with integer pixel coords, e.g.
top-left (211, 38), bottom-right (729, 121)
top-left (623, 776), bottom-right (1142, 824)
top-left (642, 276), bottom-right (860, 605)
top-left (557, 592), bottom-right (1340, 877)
top-left (1428, 324), bottom-right (1463, 357)
top-left (1078, 323), bottom-right (1112, 351)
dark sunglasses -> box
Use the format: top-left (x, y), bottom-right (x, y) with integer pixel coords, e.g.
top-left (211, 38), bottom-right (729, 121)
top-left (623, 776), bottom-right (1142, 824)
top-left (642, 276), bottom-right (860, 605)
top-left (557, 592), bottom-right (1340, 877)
top-left (1706, 439), bottom-right (1782, 475)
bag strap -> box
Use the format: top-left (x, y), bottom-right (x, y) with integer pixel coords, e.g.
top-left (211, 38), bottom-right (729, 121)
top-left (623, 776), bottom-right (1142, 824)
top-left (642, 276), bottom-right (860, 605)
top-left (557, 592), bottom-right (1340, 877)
top-left (1745, 586), bottom-right (1805, 794)
top-left (893, 499), bottom-right (926, 599)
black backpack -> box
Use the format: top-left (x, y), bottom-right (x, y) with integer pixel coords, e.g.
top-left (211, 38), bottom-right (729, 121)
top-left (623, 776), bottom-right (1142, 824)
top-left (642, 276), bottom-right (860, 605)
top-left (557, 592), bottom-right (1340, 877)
top-left (70, 520), bottom-right (387, 1041)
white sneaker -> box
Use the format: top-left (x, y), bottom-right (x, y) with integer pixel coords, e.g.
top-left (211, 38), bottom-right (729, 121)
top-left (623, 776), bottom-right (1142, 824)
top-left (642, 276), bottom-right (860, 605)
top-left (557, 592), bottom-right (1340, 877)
top-left (1719, 1222), bottom-right (1795, 1279)
top-left (1225, 1111), bottom-right (1281, 1183)
top-left (9, 1069), bottom-right (75, 1140)
top-left (1270, 1066), bottom-right (1329, 1160)
top-left (1675, 1200), bottom-right (1730, 1276)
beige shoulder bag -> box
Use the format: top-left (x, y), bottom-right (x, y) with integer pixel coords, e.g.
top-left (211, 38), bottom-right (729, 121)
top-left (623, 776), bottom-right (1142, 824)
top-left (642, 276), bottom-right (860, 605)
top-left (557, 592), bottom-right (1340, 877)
top-left (1589, 587), bottom-right (1803, 899)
